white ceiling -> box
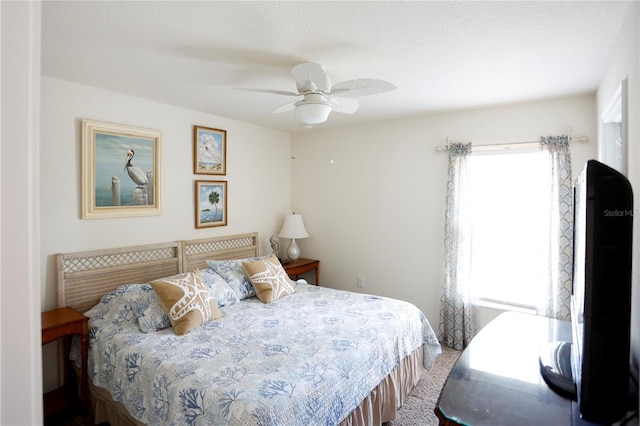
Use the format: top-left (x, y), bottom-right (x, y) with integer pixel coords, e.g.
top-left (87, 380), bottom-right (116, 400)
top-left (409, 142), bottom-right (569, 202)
top-left (41, 1), bottom-right (633, 132)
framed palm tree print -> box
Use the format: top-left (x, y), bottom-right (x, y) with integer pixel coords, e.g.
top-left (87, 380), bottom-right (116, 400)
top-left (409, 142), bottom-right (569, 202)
top-left (195, 180), bottom-right (227, 228)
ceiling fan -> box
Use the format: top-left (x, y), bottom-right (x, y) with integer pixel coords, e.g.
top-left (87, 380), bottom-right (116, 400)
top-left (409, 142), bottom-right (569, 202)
top-left (239, 62), bottom-right (396, 126)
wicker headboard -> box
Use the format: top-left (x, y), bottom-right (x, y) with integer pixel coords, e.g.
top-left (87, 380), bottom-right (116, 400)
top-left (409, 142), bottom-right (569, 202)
top-left (56, 232), bottom-right (259, 312)
top-left (182, 232), bottom-right (258, 271)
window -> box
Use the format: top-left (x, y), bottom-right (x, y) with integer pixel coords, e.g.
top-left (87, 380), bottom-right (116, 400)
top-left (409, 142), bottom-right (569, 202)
top-left (468, 148), bottom-right (547, 310)
top-left (600, 80), bottom-right (627, 174)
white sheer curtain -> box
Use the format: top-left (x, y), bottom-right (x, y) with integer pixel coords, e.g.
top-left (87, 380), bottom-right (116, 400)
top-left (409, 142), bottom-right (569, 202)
top-left (538, 135), bottom-right (573, 321)
top-left (439, 142), bottom-right (475, 350)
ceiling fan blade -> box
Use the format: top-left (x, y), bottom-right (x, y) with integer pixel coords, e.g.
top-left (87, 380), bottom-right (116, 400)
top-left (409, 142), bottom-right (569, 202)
top-left (292, 62), bottom-right (331, 93)
top-left (272, 101), bottom-right (297, 114)
top-left (327, 97), bottom-right (359, 114)
top-left (235, 87), bottom-right (300, 97)
top-left (330, 79), bottom-right (396, 97)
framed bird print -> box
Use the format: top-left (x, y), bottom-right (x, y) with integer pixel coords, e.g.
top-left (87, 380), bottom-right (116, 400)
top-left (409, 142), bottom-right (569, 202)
top-left (81, 119), bottom-right (163, 219)
top-left (195, 180), bottom-right (227, 228)
top-left (194, 125), bottom-right (226, 175)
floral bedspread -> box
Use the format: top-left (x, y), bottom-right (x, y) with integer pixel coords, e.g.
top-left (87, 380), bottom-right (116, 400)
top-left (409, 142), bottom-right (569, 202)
top-left (76, 282), bottom-right (441, 425)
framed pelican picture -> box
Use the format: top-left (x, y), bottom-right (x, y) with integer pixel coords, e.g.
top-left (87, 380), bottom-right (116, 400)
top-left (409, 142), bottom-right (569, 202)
top-left (195, 180), bottom-right (227, 228)
top-left (194, 125), bottom-right (226, 175)
top-left (81, 119), bottom-right (163, 219)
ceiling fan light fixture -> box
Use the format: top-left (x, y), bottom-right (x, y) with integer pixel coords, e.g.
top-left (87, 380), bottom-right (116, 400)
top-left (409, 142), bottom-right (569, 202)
top-left (241, 63), bottom-right (395, 127)
top-left (296, 102), bottom-right (332, 125)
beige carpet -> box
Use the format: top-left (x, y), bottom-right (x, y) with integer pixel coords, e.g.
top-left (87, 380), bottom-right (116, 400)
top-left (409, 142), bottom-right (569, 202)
top-left (387, 345), bottom-right (461, 426)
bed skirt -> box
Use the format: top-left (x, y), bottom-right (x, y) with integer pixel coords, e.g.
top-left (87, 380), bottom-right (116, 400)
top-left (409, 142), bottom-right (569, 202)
top-left (83, 345), bottom-right (424, 426)
top-left (338, 346), bottom-right (424, 425)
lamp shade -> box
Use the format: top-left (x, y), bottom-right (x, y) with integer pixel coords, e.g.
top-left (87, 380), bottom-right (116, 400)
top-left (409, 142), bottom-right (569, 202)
top-left (278, 214), bottom-right (309, 239)
top-left (296, 103), bottom-right (332, 125)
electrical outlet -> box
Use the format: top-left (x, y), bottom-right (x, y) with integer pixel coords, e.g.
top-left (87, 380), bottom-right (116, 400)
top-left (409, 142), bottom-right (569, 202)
top-left (357, 275), bottom-right (365, 288)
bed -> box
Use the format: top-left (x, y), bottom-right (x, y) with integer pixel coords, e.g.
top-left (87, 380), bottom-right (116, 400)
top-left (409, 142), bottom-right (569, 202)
top-left (57, 232), bottom-right (441, 425)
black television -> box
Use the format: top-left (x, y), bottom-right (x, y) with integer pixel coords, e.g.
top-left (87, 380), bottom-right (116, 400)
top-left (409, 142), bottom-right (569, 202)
top-left (540, 159), bottom-right (633, 424)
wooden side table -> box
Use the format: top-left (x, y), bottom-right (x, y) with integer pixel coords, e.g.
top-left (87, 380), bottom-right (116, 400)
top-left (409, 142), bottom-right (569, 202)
top-left (283, 258), bottom-right (320, 285)
top-left (42, 307), bottom-right (89, 417)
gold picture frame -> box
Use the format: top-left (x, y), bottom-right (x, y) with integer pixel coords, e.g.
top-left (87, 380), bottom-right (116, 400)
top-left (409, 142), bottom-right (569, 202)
top-left (195, 180), bottom-right (227, 228)
top-left (82, 119), bottom-right (163, 219)
top-left (194, 125), bottom-right (226, 175)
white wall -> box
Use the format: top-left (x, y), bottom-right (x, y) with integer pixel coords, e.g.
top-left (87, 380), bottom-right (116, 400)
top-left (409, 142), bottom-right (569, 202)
top-left (40, 77), bottom-right (292, 391)
top-left (1, 1), bottom-right (43, 424)
top-left (291, 94), bottom-right (597, 329)
top-left (596, 1), bottom-right (640, 381)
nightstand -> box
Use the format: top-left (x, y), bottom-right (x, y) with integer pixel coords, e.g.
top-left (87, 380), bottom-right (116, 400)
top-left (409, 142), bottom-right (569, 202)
top-left (283, 258), bottom-right (320, 285)
top-left (42, 307), bottom-right (88, 417)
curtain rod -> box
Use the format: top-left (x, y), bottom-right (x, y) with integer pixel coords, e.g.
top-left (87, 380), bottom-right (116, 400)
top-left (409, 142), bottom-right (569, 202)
top-left (435, 132), bottom-right (589, 152)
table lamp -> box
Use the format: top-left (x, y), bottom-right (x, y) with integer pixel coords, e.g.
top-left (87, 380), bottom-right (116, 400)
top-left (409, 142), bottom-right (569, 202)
top-left (278, 213), bottom-right (309, 262)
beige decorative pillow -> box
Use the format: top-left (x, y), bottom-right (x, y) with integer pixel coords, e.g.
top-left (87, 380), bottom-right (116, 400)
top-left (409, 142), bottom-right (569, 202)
top-left (150, 269), bottom-right (223, 335)
top-left (242, 254), bottom-right (297, 303)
